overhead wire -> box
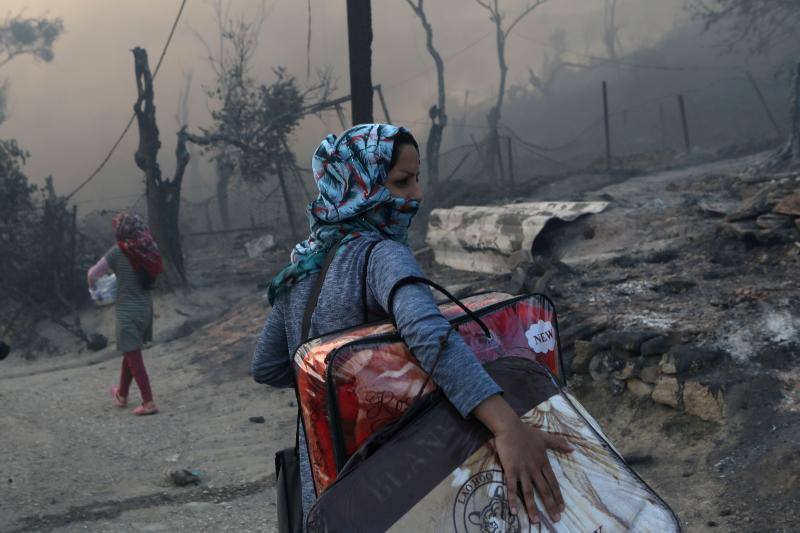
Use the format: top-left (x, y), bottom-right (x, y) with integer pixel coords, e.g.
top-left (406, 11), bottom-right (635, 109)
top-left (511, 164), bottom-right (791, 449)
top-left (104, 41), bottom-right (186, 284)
top-left (513, 32), bottom-right (748, 73)
top-left (383, 31), bottom-right (492, 90)
top-left (64, 0), bottom-right (188, 202)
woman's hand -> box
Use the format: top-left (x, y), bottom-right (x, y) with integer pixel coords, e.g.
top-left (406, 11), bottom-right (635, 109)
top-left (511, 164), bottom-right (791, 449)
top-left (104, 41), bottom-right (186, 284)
top-left (492, 420), bottom-right (573, 524)
top-left (473, 395), bottom-right (574, 524)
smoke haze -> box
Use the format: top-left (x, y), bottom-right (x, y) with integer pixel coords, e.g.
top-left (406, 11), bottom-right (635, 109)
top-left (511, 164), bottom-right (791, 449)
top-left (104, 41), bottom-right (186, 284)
top-left (1, 0), bottom-right (693, 209)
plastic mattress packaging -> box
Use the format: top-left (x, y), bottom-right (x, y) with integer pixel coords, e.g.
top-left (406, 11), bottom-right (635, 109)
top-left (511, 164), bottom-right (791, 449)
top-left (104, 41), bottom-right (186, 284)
top-left (89, 274), bottom-right (117, 306)
top-left (294, 292), bottom-right (680, 532)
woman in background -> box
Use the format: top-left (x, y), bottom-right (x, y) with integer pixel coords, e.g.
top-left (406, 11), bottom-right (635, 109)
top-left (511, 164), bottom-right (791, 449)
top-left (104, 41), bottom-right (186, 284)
top-left (87, 212), bottom-right (162, 416)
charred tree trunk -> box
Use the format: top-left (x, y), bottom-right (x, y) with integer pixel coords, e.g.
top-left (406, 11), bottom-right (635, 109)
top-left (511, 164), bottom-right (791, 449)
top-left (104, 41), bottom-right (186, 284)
top-left (177, 71), bottom-right (206, 200)
top-left (346, 0), bottom-right (373, 125)
top-left (406, 0), bottom-right (447, 193)
top-left (476, 0), bottom-right (545, 180)
top-left (485, 23), bottom-right (507, 178)
top-left (131, 47), bottom-right (189, 288)
top-left (766, 62), bottom-right (800, 169)
top-left (214, 154), bottom-right (235, 230)
top-left (603, 0), bottom-right (621, 62)
top-left (275, 161), bottom-right (301, 242)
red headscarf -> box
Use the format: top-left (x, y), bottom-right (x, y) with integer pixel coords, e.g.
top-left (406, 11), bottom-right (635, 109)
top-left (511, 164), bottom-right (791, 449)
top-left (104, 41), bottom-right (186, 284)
top-left (112, 212), bottom-right (164, 280)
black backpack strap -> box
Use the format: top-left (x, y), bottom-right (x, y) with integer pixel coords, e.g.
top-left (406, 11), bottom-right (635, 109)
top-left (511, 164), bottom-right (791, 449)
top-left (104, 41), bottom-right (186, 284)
top-left (301, 245), bottom-right (341, 343)
top-left (301, 237), bottom-right (382, 342)
top-left (360, 239), bottom-right (383, 324)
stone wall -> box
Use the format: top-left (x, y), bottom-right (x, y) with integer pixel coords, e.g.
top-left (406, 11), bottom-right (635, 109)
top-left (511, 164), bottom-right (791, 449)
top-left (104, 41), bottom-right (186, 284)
top-left (570, 331), bottom-right (727, 423)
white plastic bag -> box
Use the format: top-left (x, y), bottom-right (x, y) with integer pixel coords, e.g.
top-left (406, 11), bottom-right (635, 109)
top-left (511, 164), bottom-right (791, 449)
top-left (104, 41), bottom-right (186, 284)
top-left (90, 274), bottom-right (118, 306)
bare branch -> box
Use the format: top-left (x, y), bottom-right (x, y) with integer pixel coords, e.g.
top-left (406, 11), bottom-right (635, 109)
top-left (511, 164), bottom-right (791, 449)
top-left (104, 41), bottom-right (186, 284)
top-left (690, 0), bottom-right (800, 53)
top-left (504, 0), bottom-right (547, 39)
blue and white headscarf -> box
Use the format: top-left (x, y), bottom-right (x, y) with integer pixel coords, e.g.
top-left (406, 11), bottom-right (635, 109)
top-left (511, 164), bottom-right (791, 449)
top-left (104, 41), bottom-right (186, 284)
top-left (267, 124), bottom-right (420, 304)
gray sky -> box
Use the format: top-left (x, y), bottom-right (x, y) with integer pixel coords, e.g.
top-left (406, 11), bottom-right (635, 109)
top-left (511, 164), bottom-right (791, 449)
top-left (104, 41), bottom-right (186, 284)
top-left (1, 0), bottom-right (684, 207)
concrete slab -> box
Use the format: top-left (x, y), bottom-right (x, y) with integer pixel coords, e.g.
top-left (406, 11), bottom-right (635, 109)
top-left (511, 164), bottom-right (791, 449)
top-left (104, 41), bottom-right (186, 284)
top-left (426, 201), bottom-right (609, 273)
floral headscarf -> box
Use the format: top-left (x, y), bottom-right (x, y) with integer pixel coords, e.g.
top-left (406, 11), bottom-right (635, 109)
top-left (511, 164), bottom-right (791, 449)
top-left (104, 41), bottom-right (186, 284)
top-left (267, 124), bottom-right (420, 304)
top-left (112, 212), bottom-right (163, 280)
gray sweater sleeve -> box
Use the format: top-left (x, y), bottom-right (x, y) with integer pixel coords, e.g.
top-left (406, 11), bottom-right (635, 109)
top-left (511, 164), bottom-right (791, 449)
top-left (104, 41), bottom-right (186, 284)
top-left (251, 299), bottom-right (293, 388)
top-left (368, 240), bottom-right (502, 418)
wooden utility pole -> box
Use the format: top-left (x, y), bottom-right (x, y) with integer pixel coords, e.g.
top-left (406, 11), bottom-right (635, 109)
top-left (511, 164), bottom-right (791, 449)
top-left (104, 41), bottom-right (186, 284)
top-left (677, 94), bottom-right (691, 153)
top-left (602, 81), bottom-right (612, 171)
top-left (658, 102), bottom-right (667, 147)
top-left (346, 0), bottom-right (373, 125)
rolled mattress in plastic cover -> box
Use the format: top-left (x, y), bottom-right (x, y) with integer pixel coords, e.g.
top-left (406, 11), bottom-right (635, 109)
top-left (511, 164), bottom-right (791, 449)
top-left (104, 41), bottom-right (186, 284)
top-left (307, 358), bottom-right (680, 532)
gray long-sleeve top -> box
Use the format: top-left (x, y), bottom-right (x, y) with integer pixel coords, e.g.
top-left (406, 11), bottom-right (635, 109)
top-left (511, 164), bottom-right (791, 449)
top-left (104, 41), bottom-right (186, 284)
top-left (251, 233), bottom-right (502, 527)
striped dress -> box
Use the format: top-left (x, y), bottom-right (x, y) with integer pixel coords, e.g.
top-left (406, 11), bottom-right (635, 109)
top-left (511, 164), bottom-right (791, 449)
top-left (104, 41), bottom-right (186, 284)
top-left (105, 245), bottom-right (153, 352)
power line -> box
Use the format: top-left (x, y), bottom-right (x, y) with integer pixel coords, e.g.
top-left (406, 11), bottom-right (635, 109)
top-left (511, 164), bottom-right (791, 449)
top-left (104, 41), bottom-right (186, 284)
top-left (65, 0), bottom-right (188, 202)
top-left (513, 32), bottom-right (748, 73)
top-left (383, 31), bottom-right (492, 90)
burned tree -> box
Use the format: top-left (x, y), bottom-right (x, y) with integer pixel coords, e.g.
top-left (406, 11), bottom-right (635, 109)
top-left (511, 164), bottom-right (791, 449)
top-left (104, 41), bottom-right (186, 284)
top-left (528, 28), bottom-right (591, 99)
top-left (766, 62), bottom-right (800, 169)
top-left (691, 0), bottom-right (800, 54)
top-left (692, 1), bottom-right (800, 167)
top-left (405, 0), bottom-right (447, 192)
top-left (131, 47), bottom-right (190, 287)
top-left (0, 139), bottom-right (87, 347)
top-left (192, 0), bottom-right (268, 230)
top-left (603, 0), bottom-right (622, 61)
top-left (189, 1), bottom-right (333, 241)
top-left (175, 71), bottom-right (207, 201)
top-left (187, 68), bottom-right (333, 242)
top-left (475, 0), bottom-right (548, 179)
top-left (0, 13), bottom-right (64, 124)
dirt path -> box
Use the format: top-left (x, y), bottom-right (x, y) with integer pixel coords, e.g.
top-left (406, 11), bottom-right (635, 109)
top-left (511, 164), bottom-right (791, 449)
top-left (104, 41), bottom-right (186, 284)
top-left (0, 282), bottom-right (292, 532)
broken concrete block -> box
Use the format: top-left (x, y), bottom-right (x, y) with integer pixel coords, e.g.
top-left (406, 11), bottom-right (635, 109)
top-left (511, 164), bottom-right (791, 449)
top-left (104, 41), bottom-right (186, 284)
top-left (652, 376), bottom-right (680, 408)
top-left (244, 234), bottom-right (277, 258)
top-left (426, 201), bottom-right (608, 273)
top-left (683, 381), bottom-right (725, 423)
top-left (660, 353), bottom-right (677, 375)
top-left (627, 378), bottom-right (654, 399)
top-left (571, 340), bottom-right (594, 374)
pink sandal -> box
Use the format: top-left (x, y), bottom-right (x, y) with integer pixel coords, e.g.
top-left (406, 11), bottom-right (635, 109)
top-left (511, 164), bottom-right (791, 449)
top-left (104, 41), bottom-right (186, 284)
top-left (133, 402), bottom-right (158, 416)
top-left (110, 386), bottom-right (127, 408)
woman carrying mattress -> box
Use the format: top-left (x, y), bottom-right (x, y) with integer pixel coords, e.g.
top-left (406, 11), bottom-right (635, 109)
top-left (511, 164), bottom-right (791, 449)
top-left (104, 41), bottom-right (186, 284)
top-left (251, 124), bottom-right (572, 529)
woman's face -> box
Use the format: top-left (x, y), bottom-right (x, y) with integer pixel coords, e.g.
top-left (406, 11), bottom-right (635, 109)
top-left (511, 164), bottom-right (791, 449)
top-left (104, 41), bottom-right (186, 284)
top-left (385, 144), bottom-right (423, 202)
